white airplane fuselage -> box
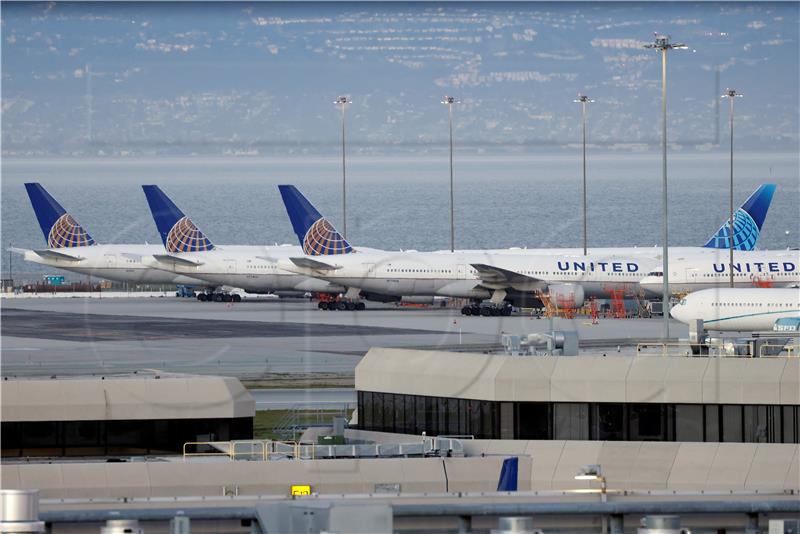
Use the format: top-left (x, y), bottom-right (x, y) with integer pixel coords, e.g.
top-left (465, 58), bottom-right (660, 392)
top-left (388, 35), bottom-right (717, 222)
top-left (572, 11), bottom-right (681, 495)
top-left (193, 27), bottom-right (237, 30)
top-left (671, 287), bottom-right (800, 331)
top-left (282, 247), bottom-right (799, 301)
top-left (280, 250), bottom-right (666, 300)
top-left (21, 244), bottom-right (205, 285)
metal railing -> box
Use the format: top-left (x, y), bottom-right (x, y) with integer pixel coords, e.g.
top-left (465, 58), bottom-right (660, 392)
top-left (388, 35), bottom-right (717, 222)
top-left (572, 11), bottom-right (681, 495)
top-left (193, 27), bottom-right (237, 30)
top-left (636, 340), bottom-right (798, 358)
top-left (760, 343), bottom-right (800, 358)
top-left (183, 436), bottom-right (465, 462)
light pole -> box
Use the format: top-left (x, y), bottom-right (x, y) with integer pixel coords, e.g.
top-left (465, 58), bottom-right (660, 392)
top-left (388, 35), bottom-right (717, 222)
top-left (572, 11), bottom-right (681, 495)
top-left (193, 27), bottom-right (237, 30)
top-left (644, 34), bottom-right (688, 340)
top-left (334, 95), bottom-right (351, 239)
top-left (722, 88), bottom-right (743, 288)
top-left (441, 95), bottom-right (459, 253)
top-left (574, 94), bottom-right (594, 256)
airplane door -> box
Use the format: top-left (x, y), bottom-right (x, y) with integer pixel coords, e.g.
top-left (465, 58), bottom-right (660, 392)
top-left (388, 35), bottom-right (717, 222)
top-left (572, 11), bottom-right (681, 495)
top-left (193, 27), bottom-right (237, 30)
top-left (685, 268), bottom-right (698, 285)
top-left (104, 254), bottom-right (116, 268)
top-left (362, 263), bottom-right (376, 278)
top-left (457, 264), bottom-right (466, 279)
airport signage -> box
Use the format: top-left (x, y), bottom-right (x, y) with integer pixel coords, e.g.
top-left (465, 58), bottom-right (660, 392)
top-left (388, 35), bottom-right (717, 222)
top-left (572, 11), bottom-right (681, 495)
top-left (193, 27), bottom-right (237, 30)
top-left (291, 485), bottom-right (312, 496)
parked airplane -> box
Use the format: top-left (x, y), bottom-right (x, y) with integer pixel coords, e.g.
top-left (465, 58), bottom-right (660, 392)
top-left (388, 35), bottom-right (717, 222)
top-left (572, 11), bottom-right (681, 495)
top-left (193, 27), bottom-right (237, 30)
top-left (671, 287), bottom-right (800, 331)
top-left (276, 185), bottom-right (785, 314)
top-left (14, 183), bottom-right (206, 286)
top-left (141, 185), bottom-right (358, 301)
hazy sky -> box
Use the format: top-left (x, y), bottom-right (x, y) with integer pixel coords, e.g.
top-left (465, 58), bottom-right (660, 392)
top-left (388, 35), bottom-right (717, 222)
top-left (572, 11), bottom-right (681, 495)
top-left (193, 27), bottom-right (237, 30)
top-left (2, 2), bottom-right (798, 156)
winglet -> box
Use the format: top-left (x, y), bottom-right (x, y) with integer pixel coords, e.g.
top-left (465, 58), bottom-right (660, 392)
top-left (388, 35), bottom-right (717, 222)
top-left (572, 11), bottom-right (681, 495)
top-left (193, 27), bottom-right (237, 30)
top-left (278, 185), bottom-right (353, 255)
top-left (704, 184), bottom-right (776, 251)
top-left (497, 457), bottom-right (518, 491)
top-left (24, 183), bottom-right (96, 248)
top-left (142, 185), bottom-right (214, 252)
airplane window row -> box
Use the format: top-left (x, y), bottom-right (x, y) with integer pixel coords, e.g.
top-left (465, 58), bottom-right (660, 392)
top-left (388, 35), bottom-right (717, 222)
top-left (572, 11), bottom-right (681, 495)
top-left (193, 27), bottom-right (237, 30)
top-left (703, 273), bottom-right (794, 277)
top-left (386, 269), bottom-right (453, 274)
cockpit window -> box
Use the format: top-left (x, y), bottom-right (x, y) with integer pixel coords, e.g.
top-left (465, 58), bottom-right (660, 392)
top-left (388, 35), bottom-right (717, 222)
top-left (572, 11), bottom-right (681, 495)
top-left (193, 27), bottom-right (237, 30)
top-left (679, 298), bottom-right (686, 306)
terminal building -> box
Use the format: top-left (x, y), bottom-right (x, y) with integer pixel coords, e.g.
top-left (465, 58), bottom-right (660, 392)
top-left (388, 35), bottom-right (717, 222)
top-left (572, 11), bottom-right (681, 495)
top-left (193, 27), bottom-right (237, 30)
top-left (1, 373), bottom-right (254, 457)
top-left (355, 348), bottom-right (800, 444)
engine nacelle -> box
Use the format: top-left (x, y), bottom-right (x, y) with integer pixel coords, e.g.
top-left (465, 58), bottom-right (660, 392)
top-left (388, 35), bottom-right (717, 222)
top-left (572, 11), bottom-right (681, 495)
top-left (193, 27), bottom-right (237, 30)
top-left (400, 296), bottom-right (435, 305)
top-left (360, 292), bottom-right (437, 305)
top-left (361, 291), bottom-right (400, 303)
top-left (547, 284), bottom-right (585, 309)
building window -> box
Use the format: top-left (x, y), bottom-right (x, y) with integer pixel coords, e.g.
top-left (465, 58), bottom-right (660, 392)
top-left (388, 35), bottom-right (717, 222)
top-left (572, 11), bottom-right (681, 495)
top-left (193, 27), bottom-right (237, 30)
top-left (784, 406), bottom-right (798, 444)
top-left (628, 404), bottom-right (666, 441)
top-left (354, 392), bottom-right (798, 444)
top-left (500, 403), bottom-right (514, 439)
top-left (415, 396), bottom-right (426, 435)
top-left (518, 403), bottom-right (551, 439)
top-left (722, 405), bottom-right (743, 443)
top-left (593, 404), bottom-right (625, 440)
top-left (553, 403), bottom-right (590, 440)
top-left (705, 405), bottom-right (720, 442)
top-left (674, 404), bottom-right (704, 442)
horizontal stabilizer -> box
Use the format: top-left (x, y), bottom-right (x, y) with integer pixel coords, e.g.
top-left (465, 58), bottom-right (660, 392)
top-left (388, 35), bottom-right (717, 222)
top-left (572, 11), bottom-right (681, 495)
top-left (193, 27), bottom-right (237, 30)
top-left (290, 257), bottom-right (339, 271)
top-left (471, 263), bottom-right (541, 285)
top-left (152, 254), bottom-right (204, 267)
top-left (32, 248), bottom-right (84, 262)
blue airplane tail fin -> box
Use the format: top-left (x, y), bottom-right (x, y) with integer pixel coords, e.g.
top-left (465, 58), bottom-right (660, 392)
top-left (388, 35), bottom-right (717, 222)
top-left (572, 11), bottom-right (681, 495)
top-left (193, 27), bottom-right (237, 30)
top-left (703, 184), bottom-right (776, 251)
top-left (497, 457), bottom-right (519, 491)
top-left (24, 183), bottom-right (96, 248)
top-left (141, 185), bottom-right (214, 252)
top-left (278, 185), bottom-right (353, 255)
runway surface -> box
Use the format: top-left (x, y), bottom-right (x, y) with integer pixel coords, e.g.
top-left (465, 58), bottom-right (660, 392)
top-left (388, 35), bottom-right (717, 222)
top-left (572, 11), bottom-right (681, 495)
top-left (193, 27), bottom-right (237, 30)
top-left (1, 297), bottom-right (688, 379)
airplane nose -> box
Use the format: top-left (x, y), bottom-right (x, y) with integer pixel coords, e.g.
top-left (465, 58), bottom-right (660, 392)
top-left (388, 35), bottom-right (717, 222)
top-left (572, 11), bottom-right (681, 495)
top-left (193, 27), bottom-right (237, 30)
top-left (670, 301), bottom-right (686, 322)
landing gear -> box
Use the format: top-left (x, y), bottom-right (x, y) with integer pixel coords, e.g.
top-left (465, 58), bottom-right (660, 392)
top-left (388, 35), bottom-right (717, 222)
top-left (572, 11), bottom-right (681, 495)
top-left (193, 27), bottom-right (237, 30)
top-left (316, 296), bottom-right (366, 311)
top-left (197, 291), bottom-right (241, 303)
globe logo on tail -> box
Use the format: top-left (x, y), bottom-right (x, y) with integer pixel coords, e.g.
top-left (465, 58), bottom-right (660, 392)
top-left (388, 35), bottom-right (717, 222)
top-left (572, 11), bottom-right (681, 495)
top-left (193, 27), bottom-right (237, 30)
top-left (47, 214), bottom-right (95, 248)
top-left (166, 216), bottom-right (214, 253)
top-left (303, 218), bottom-right (353, 255)
top-left (707, 209), bottom-right (760, 251)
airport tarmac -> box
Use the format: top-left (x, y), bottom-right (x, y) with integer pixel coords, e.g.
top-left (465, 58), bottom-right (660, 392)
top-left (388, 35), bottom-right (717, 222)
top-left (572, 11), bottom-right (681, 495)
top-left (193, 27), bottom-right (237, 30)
top-left (1, 297), bottom-right (689, 379)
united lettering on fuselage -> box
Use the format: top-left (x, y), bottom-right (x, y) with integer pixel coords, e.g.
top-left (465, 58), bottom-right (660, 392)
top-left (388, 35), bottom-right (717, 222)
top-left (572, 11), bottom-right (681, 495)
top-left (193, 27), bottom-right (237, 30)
top-left (711, 261), bottom-right (797, 274)
top-left (556, 261), bottom-right (640, 273)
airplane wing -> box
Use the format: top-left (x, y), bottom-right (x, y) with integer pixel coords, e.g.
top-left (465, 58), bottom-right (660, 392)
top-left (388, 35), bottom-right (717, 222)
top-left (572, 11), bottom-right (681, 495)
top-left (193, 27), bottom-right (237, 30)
top-left (471, 263), bottom-right (545, 290)
top-left (290, 257), bottom-right (339, 271)
top-left (31, 248), bottom-right (84, 262)
top-left (152, 254), bottom-right (204, 267)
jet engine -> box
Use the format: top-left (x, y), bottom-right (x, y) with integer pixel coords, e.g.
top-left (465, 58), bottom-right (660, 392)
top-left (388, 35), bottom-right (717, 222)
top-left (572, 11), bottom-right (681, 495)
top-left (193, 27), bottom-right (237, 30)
top-left (547, 284), bottom-right (585, 309)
